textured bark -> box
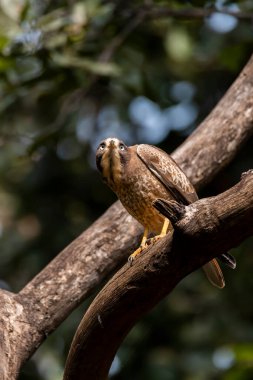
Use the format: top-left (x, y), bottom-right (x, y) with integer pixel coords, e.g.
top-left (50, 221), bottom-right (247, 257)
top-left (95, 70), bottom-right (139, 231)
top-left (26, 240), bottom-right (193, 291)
top-left (0, 54), bottom-right (253, 379)
top-left (0, 204), bottom-right (142, 380)
top-left (173, 56), bottom-right (253, 189)
top-left (63, 170), bottom-right (253, 380)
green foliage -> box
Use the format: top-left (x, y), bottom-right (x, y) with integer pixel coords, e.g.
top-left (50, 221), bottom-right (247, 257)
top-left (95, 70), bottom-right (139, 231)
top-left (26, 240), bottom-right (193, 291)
top-left (0, 1), bottom-right (253, 379)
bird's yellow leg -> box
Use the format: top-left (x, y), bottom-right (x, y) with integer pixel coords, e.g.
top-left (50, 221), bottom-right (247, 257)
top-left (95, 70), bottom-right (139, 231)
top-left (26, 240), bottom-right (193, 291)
top-left (140, 227), bottom-right (149, 248)
top-left (147, 218), bottom-right (170, 245)
top-left (160, 218), bottom-right (170, 237)
top-left (128, 219), bottom-right (171, 264)
top-left (128, 227), bottom-right (149, 264)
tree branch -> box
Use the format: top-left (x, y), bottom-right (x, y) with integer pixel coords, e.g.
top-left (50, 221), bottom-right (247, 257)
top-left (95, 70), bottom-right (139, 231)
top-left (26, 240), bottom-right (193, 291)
top-left (1, 53), bottom-right (253, 379)
top-left (173, 56), bottom-right (253, 190)
top-left (63, 170), bottom-right (253, 380)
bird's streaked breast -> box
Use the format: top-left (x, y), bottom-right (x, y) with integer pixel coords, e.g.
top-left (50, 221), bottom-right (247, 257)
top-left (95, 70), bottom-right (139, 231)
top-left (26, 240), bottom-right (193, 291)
top-left (101, 148), bottom-right (122, 190)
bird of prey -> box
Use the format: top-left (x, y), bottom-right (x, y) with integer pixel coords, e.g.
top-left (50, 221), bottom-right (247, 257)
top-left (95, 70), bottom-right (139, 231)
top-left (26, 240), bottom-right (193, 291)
top-left (96, 137), bottom-right (234, 288)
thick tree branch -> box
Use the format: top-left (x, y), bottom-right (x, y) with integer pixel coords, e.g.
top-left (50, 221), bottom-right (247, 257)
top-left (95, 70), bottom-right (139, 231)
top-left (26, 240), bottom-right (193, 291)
top-left (173, 59), bottom-right (253, 189)
top-left (63, 170), bottom-right (253, 380)
top-left (1, 54), bottom-right (253, 379)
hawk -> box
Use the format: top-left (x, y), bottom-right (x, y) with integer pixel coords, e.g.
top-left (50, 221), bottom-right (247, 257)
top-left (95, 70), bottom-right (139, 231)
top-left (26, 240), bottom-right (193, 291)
top-left (96, 137), bottom-right (233, 288)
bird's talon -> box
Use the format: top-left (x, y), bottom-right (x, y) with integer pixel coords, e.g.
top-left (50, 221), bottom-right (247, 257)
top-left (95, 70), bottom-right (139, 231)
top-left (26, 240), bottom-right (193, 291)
top-left (128, 237), bottom-right (161, 265)
top-left (128, 246), bottom-right (144, 264)
top-left (128, 255), bottom-right (134, 266)
top-left (146, 236), bottom-right (160, 246)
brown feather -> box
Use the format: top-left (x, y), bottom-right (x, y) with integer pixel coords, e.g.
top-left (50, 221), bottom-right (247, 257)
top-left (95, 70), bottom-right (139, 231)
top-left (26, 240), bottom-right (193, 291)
top-left (203, 259), bottom-right (225, 288)
top-left (136, 144), bottom-right (198, 205)
top-left (136, 144), bottom-right (225, 288)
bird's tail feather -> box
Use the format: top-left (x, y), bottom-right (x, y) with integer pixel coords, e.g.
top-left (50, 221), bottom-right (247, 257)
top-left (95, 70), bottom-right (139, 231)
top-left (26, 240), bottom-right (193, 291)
top-left (203, 259), bottom-right (225, 289)
top-left (219, 252), bottom-right (236, 269)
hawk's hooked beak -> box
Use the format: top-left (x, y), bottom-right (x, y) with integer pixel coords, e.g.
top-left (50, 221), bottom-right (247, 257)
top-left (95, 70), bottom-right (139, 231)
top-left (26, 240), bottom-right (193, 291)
top-left (109, 140), bottom-right (116, 149)
top-left (105, 139), bottom-right (119, 164)
top-left (100, 139), bottom-right (121, 187)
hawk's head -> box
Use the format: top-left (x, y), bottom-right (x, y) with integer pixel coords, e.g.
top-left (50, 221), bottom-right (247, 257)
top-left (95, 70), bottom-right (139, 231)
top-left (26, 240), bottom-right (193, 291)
top-left (96, 138), bottom-right (130, 188)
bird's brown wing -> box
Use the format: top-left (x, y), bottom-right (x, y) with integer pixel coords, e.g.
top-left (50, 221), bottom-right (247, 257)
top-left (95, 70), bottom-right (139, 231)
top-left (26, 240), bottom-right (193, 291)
top-left (137, 144), bottom-right (227, 289)
top-left (137, 144), bottom-right (198, 205)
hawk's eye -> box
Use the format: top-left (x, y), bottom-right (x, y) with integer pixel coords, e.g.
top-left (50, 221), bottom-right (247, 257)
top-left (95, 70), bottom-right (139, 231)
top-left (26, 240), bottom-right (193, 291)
top-left (119, 144), bottom-right (125, 151)
top-left (99, 143), bottom-right (106, 150)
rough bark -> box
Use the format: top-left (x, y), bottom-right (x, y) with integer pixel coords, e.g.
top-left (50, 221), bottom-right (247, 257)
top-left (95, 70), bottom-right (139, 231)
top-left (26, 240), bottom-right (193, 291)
top-left (63, 170), bottom-right (253, 380)
top-left (173, 56), bottom-right (253, 189)
top-left (0, 53), bottom-right (253, 379)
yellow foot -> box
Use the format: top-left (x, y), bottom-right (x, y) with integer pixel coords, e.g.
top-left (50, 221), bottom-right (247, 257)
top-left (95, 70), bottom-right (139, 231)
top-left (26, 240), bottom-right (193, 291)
top-left (146, 235), bottom-right (161, 246)
top-left (128, 236), bottom-right (162, 265)
top-left (128, 246), bottom-right (144, 265)
top-left (128, 219), bottom-right (171, 265)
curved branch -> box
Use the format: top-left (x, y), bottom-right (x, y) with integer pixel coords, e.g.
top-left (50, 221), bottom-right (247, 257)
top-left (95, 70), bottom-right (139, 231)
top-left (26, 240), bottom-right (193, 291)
top-left (63, 170), bottom-right (253, 380)
top-left (1, 55), bottom-right (253, 378)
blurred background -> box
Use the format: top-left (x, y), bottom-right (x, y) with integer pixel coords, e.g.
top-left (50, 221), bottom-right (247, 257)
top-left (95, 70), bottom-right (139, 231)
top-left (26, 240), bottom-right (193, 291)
top-left (0, 0), bottom-right (253, 379)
